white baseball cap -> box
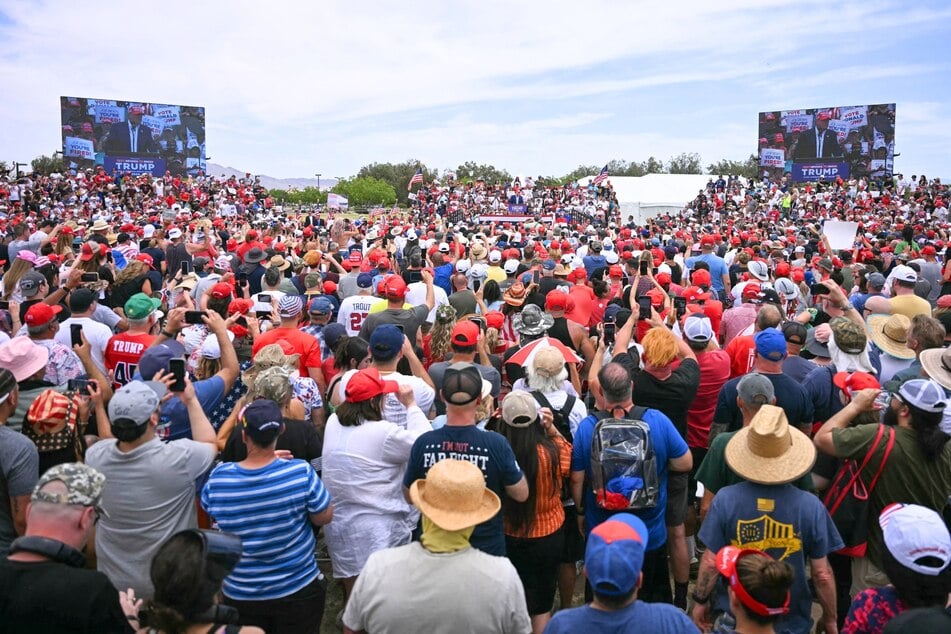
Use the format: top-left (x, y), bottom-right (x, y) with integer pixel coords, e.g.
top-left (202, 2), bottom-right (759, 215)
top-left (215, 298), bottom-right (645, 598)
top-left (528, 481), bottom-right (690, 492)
top-left (488, 250), bottom-right (502, 263)
top-left (503, 259), bottom-right (520, 274)
top-left (167, 228), bottom-right (182, 239)
top-left (879, 503), bottom-right (951, 576)
top-left (891, 265), bottom-right (917, 283)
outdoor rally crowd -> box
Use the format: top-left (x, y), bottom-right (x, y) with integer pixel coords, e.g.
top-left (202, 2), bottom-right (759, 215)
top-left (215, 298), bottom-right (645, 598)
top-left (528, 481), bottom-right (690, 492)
top-left (1, 166), bottom-right (951, 634)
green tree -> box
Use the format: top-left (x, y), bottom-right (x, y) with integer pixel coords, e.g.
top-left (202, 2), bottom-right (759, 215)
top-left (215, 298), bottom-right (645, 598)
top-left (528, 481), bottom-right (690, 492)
top-left (559, 164), bottom-right (601, 184)
top-left (666, 152), bottom-right (702, 174)
top-left (454, 161), bottom-right (512, 185)
top-left (356, 160), bottom-right (432, 206)
top-left (31, 153), bottom-right (65, 175)
top-left (706, 154), bottom-right (760, 179)
top-left (332, 177), bottom-right (397, 207)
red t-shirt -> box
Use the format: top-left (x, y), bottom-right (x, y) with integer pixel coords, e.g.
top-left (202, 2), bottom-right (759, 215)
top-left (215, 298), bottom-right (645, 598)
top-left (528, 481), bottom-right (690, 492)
top-left (685, 349), bottom-right (731, 448)
top-left (104, 332), bottom-right (156, 387)
top-left (252, 327), bottom-right (322, 378)
top-left (567, 284), bottom-right (595, 327)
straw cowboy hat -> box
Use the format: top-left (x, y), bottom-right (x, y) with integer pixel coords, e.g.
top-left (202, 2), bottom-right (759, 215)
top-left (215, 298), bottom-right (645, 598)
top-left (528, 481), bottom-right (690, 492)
top-left (409, 459), bottom-right (501, 531)
top-left (725, 405), bottom-right (816, 485)
top-left (867, 313), bottom-right (915, 360)
top-left (920, 346), bottom-right (951, 392)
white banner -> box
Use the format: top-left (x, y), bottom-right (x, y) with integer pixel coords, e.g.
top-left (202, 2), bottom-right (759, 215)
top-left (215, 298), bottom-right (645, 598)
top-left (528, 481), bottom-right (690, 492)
top-left (141, 115), bottom-right (164, 137)
top-left (94, 104), bottom-right (125, 124)
top-left (759, 148), bottom-right (785, 167)
top-left (64, 136), bottom-right (95, 160)
top-left (327, 193), bottom-right (349, 209)
top-left (827, 119), bottom-right (851, 143)
top-left (786, 114), bottom-right (813, 133)
top-left (152, 105), bottom-right (181, 127)
top-left (822, 220), bottom-right (859, 251)
top-left (839, 106), bottom-right (868, 129)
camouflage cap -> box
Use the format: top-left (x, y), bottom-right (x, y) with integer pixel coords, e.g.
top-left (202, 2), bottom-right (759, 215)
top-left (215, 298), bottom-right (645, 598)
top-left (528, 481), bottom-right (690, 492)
top-left (31, 462), bottom-right (107, 514)
top-left (830, 317), bottom-right (867, 355)
top-left (250, 366), bottom-right (293, 404)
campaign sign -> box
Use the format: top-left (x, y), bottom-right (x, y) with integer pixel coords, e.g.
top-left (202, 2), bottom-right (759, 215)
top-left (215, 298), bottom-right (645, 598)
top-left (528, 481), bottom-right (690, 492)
top-left (792, 161), bottom-right (850, 182)
top-left (828, 119), bottom-right (850, 143)
top-left (508, 204), bottom-right (527, 214)
top-left (152, 105), bottom-right (181, 127)
top-left (104, 155), bottom-right (166, 176)
top-left (760, 148), bottom-right (785, 168)
top-left (94, 105), bottom-right (125, 124)
top-left (64, 136), bottom-right (95, 159)
top-left (141, 115), bottom-right (164, 137)
top-left (839, 106), bottom-right (868, 129)
top-left (785, 114), bottom-right (813, 133)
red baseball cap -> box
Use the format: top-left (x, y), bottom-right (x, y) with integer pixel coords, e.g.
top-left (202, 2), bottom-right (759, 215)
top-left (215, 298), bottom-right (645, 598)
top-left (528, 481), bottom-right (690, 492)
top-left (451, 320), bottom-right (480, 346)
top-left (716, 546), bottom-right (790, 617)
top-left (922, 245), bottom-right (937, 256)
top-left (25, 302), bottom-right (62, 327)
top-left (545, 290), bottom-right (569, 312)
top-left (742, 283), bottom-right (762, 299)
top-left (609, 265), bottom-right (624, 279)
top-left (484, 311), bottom-right (505, 331)
top-left (323, 281), bottom-right (338, 294)
top-left (833, 371), bottom-right (880, 399)
top-left (656, 272), bottom-right (672, 286)
top-left (774, 262), bottom-right (791, 277)
top-left (691, 269), bottom-right (712, 287)
top-left (135, 253), bottom-right (154, 269)
top-left (683, 286), bottom-right (711, 303)
top-left (647, 288), bottom-right (666, 306)
top-left (210, 283), bottom-right (233, 300)
top-left (700, 235), bottom-right (716, 247)
top-left (345, 368), bottom-right (400, 402)
top-left (382, 275), bottom-right (408, 300)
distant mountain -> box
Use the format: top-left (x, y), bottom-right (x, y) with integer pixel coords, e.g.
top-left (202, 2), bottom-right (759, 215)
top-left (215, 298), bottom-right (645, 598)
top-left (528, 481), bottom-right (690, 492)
top-left (204, 163), bottom-right (337, 191)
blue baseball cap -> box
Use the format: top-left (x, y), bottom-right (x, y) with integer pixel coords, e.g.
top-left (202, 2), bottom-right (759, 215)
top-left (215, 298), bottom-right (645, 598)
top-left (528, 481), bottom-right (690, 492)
top-left (357, 272), bottom-right (374, 289)
top-left (754, 328), bottom-right (788, 361)
top-left (240, 399), bottom-right (283, 441)
top-left (542, 260), bottom-right (556, 271)
top-left (309, 296), bottom-right (334, 315)
top-left (137, 340), bottom-right (185, 380)
top-left (369, 324), bottom-right (404, 362)
top-left (585, 513), bottom-right (649, 597)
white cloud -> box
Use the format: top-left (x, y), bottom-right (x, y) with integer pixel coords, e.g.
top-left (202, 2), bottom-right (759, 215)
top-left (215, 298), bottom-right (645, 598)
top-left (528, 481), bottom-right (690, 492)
top-left (0, 0), bottom-right (948, 177)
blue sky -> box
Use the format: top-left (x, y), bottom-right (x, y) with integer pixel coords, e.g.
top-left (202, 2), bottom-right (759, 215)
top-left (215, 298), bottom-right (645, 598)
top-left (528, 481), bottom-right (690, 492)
top-left (0, 0), bottom-right (948, 179)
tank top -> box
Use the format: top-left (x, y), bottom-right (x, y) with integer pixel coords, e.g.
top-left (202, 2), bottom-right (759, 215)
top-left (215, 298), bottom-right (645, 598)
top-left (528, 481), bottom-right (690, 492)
top-left (547, 317), bottom-right (577, 352)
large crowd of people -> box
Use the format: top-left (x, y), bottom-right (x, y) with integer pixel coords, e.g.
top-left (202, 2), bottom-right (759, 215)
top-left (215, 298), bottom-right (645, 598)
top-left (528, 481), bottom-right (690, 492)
top-left (0, 164), bottom-right (951, 634)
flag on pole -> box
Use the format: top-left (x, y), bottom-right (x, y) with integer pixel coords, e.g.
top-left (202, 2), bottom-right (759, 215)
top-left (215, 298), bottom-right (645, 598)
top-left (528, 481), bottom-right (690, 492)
top-left (408, 167), bottom-right (423, 191)
top-left (592, 165), bottom-right (609, 185)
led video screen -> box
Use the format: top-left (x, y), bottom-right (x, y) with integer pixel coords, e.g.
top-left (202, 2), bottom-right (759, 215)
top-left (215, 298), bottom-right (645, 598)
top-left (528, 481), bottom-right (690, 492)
top-left (60, 96), bottom-right (206, 176)
top-left (758, 103), bottom-right (895, 182)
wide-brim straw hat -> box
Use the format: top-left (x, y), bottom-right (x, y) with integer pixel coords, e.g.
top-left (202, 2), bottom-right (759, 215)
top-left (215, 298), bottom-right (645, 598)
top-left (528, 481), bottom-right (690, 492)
top-left (409, 459), bottom-right (501, 531)
top-left (867, 313), bottom-right (915, 360)
top-left (920, 346), bottom-right (951, 392)
top-left (725, 405), bottom-right (816, 485)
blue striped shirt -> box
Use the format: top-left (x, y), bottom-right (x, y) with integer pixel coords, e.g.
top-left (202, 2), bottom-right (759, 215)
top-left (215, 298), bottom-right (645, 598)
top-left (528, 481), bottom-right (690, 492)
top-left (201, 459), bottom-right (332, 601)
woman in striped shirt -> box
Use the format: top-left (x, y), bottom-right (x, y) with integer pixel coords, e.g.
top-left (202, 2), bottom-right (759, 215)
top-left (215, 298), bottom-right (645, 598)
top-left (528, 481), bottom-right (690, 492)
top-left (201, 399), bottom-right (334, 634)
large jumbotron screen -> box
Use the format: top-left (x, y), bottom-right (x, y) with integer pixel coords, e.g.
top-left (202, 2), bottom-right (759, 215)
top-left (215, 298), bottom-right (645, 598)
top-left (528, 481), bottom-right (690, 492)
top-left (757, 103), bottom-right (896, 182)
top-left (60, 96), bottom-right (206, 176)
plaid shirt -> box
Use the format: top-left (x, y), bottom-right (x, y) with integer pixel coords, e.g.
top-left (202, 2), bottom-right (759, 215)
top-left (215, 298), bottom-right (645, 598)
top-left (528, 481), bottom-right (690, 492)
top-left (300, 323), bottom-right (332, 360)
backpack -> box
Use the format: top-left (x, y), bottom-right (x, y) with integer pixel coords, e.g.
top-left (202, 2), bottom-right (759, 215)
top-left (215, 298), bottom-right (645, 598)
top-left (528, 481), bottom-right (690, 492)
top-left (531, 391), bottom-right (576, 443)
top-left (822, 424), bottom-right (895, 557)
top-left (590, 407), bottom-right (660, 511)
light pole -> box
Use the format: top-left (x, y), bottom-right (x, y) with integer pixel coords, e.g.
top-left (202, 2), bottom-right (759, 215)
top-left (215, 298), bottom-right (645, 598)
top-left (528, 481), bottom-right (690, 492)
top-left (315, 172), bottom-right (321, 191)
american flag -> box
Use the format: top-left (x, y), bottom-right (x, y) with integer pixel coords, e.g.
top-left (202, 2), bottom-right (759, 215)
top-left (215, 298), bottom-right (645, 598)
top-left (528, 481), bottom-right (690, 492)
top-left (592, 165), bottom-right (609, 185)
top-left (407, 167), bottom-right (423, 191)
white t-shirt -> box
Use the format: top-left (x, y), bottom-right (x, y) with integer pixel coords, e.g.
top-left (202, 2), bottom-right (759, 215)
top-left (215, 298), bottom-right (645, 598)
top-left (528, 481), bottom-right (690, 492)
top-left (55, 316), bottom-right (114, 375)
top-left (339, 369), bottom-right (435, 426)
top-left (337, 294), bottom-right (383, 336)
top-left (405, 281), bottom-right (448, 324)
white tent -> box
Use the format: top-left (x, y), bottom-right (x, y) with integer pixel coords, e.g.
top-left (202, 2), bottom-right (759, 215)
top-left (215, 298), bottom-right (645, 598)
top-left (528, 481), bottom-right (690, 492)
top-left (580, 173), bottom-right (712, 224)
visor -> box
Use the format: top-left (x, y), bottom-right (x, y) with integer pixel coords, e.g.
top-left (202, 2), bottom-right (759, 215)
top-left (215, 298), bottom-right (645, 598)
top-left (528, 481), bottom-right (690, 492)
top-left (191, 529), bottom-right (243, 583)
top-left (716, 546), bottom-right (790, 617)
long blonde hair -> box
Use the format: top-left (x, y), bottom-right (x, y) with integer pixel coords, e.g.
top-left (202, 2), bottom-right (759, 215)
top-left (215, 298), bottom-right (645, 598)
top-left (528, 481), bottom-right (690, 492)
top-left (2, 258), bottom-right (34, 300)
top-left (429, 304), bottom-right (457, 362)
top-left (55, 232), bottom-right (73, 256)
top-left (115, 259), bottom-right (147, 285)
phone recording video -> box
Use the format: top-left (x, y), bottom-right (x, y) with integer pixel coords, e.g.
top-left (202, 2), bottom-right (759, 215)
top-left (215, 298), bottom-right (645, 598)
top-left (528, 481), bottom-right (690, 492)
top-left (184, 310), bottom-right (207, 325)
top-left (603, 322), bottom-right (616, 346)
top-left (168, 358), bottom-right (186, 392)
top-left (638, 296), bottom-right (652, 321)
top-left (674, 296), bottom-right (687, 318)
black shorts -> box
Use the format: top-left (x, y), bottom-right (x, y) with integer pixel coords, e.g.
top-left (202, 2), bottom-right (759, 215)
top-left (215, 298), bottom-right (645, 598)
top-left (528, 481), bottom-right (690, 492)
top-left (506, 530), bottom-right (565, 616)
top-left (559, 509), bottom-right (585, 564)
top-left (665, 471), bottom-right (689, 526)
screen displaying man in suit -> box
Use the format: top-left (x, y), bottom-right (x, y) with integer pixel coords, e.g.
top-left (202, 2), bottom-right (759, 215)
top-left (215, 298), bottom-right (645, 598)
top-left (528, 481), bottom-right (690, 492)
top-left (104, 104), bottom-right (156, 154)
top-left (793, 111), bottom-right (843, 160)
